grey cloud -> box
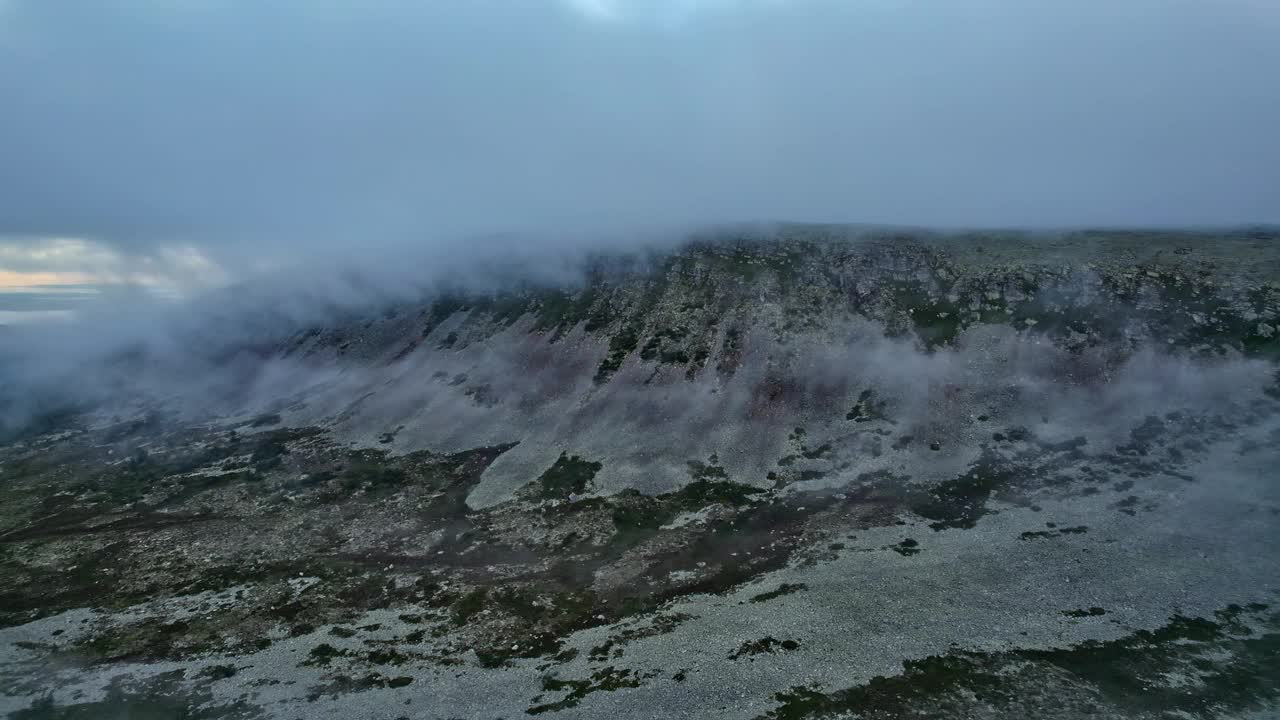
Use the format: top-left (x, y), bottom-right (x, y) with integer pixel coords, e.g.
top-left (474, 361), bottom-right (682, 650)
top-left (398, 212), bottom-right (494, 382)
top-left (1, 0), bottom-right (1278, 267)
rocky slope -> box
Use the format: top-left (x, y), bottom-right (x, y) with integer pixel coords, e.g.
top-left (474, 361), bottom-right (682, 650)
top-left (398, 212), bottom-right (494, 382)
top-left (1, 226), bottom-right (1279, 719)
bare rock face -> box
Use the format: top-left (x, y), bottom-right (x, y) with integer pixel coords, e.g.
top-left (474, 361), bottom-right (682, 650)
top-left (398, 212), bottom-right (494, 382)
top-left (2, 226), bottom-right (1280, 719)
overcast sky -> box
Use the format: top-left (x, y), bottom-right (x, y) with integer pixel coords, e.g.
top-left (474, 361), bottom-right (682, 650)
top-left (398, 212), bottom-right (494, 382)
top-left (1, 0), bottom-right (1278, 298)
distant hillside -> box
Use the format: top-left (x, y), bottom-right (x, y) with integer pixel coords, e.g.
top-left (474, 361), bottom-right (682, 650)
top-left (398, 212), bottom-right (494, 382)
top-left (2, 226), bottom-right (1279, 719)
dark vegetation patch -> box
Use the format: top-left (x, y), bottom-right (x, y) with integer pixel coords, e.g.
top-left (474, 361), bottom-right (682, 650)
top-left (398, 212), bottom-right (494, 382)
top-left (305, 673), bottom-right (414, 701)
top-left (883, 280), bottom-right (965, 350)
top-left (304, 642), bottom-right (345, 666)
top-left (800, 443), bottom-right (832, 460)
top-left (1063, 607), bottom-right (1107, 618)
top-left (890, 538), bottom-right (921, 557)
top-left (302, 642), bottom-right (415, 669)
top-left (527, 667), bottom-right (645, 715)
top-left (1020, 525), bottom-right (1089, 541)
top-left (1114, 494), bottom-right (1142, 516)
top-left (846, 389), bottom-right (890, 423)
top-left (910, 451), bottom-right (1021, 531)
top-left (640, 326), bottom-right (691, 363)
top-left (532, 287), bottom-right (602, 341)
top-left (451, 588), bottom-right (488, 625)
top-left (748, 583), bottom-right (809, 604)
top-left (1116, 415), bottom-right (1167, 457)
top-left (605, 476), bottom-right (763, 537)
top-left (198, 664), bottom-right (238, 681)
top-left (535, 454), bottom-right (603, 500)
top-left (623, 482), bottom-right (903, 612)
top-left (473, 293), bottom-right (531, 328)
top-left (687, 453), bottom-right (730, 482)
top-left (594, 323), bottom-right (642, 384)
top-left (76, 617), bottom-right (225, 663)
top-left (475, 633), bottom-right (565, 669)
top-left (589, 612), bottom-right (693, 661)
top-left (426, 586), bottom-right (602, 668)
top-left (337, 449), bottom-right (408, 493)
top-left (761, 604), bottom-right (1278, 720)
top-left (730, 636), bottom-right (801, 660)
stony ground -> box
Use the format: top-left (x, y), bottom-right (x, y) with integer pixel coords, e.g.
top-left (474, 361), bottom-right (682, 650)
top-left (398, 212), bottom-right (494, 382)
top-left (1, 226), bottom-right (1278, 719)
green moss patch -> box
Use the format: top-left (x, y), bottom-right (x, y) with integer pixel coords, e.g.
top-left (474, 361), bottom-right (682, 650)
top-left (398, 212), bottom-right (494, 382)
top-left (748, 583), bottom-right (809, 604)
top-left (536, 454), bottom-right (603, 500)
top-left (761, 604), bottom-right (1279, 719)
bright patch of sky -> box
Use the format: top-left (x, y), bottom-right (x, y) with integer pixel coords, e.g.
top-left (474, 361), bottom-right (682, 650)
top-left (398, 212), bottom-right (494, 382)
top-left (0, 237), bottom-right (228, 320)
top-left (561, 0), bottom-right (767, 24)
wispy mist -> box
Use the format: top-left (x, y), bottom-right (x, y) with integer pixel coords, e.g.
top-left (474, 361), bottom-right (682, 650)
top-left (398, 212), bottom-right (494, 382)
top-left (2, 0), bottom-right (1278, 441)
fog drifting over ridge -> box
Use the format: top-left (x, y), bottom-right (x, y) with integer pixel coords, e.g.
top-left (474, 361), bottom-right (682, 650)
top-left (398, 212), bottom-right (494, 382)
top-left (1, 0), bottom-right (1279, 420)
top-left (6, 6), bottom-right (1280, 714)
top-left (1, 0), bottom-right (1278, 274)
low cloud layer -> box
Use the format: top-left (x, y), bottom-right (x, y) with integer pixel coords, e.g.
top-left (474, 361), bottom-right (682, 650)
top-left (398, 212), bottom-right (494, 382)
top-left (1, 0), bottom-right (1278, 272)
top-left (1, 0), bottom-right (1278, 424)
